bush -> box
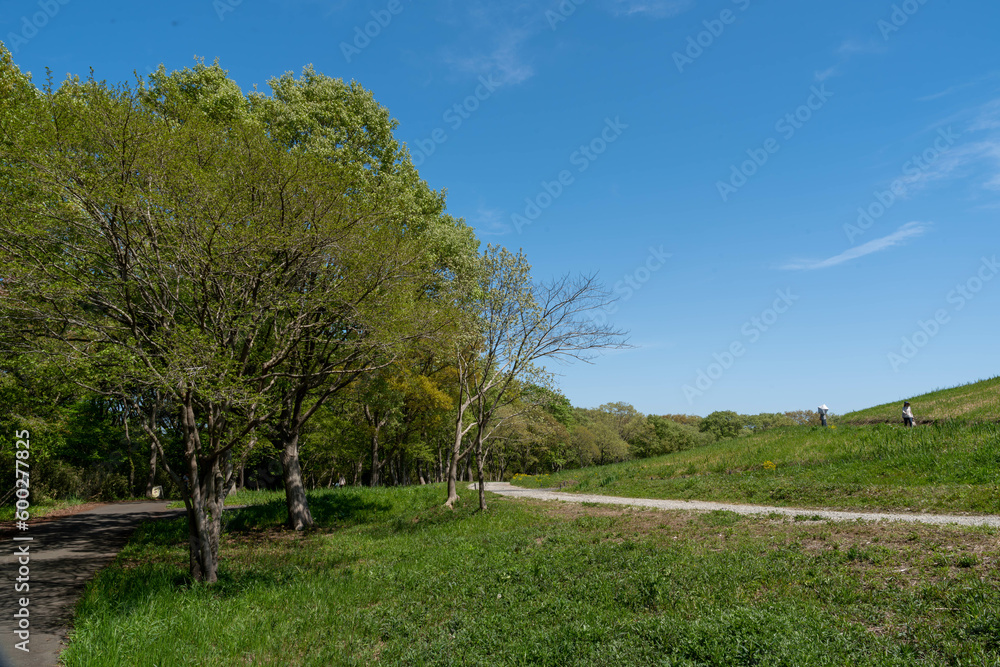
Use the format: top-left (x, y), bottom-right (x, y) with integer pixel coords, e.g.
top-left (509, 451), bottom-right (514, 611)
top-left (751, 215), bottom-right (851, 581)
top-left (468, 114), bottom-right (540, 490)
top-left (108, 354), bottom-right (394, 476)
top-left (700, 411), bottom-right (743, 440)
top-left (35, 459), bottom-right (85, 501)
top-left (99, 473), bottom-right (131, 501)
top-left (648, 416), bottom-right (713, 454)
top-left (745, 413), bottom-right (796, 432)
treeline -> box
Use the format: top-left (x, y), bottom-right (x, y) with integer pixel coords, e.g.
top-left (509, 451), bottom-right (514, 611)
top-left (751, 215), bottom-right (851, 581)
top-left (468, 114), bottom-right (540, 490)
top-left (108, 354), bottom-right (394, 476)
top-left (0, 47), bottom-right (624, 581)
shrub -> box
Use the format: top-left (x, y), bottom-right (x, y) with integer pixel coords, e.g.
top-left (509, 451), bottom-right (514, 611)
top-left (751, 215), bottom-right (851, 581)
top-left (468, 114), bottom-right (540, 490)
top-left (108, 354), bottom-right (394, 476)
top-left (700, 411), bottom-right (743, 440)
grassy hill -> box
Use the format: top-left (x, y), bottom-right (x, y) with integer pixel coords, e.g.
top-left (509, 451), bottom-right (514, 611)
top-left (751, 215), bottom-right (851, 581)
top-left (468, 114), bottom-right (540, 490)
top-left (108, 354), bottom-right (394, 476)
top-left (514, 377), bottom-right (1000, 514)
top-left (841, 376), bottom-right (1000, 424)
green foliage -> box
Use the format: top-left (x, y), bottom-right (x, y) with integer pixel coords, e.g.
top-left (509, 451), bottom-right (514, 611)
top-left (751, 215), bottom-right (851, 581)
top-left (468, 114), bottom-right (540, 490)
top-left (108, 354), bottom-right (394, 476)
top-left (700, 410), bottom-right (744, 440)
top-left (744, 412), bottom-right (797, 431)
top-left (647, 415), bottom-right (713, 454)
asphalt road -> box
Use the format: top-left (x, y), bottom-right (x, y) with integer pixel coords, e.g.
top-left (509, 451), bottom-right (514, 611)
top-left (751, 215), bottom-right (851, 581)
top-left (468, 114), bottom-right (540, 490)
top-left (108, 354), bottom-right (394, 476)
top-left (0, 502), bottom-right (184, 667)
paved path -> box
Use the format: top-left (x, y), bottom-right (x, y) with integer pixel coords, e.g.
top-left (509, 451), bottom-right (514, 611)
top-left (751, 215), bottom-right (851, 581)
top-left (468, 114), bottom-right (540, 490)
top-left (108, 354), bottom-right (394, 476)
top-left (474, 482), bottom-right (1000, 528)
top-left (0, 502), bottom-right (184, 667)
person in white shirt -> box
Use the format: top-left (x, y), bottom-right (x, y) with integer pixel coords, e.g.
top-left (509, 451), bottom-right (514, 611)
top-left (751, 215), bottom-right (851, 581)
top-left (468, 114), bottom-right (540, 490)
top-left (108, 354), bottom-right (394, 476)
top-left (902, 402), bottom-right (915, 428)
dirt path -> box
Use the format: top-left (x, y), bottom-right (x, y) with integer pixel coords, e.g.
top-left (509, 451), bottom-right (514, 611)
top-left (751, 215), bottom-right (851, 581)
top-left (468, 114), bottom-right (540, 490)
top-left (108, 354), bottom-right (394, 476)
top-left (475, 482), bottom-right (1000, 528)
top-left (0, 502), bottom-right (184, 667)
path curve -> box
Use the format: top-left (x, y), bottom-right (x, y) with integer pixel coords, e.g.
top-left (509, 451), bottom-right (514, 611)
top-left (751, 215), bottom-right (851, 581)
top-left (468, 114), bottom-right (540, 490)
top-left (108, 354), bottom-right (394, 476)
top-left (0, 502), bottom-right (185, 667)
top-left (473, 482), bottom-right (1000, 528)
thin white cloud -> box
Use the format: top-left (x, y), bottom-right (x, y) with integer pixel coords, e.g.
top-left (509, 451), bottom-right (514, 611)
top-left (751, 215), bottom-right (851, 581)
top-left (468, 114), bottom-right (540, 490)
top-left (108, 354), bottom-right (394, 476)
top-left (837, 38), bottom-right (886, 56)
top-left (875, 99), bottom-right (1000, 200)
top-left (471, 207), bottom-right (511, 235)
top-left (811, 38), bottom-right (884, 86)
top-left (782, 222), bottom-right (930, 271)
top-left (814, 66), bottom-right (838, 82)
top-left (601, 0), bottom-right (693, 18)
top-left (970, 99), bottom-right (1000, 131)
top-left (435, 2), bottom-right (537, 86)
top-left (442, 29), bottom-right (535, 85)
top-left (917, 72), bottom-right (1000, 102)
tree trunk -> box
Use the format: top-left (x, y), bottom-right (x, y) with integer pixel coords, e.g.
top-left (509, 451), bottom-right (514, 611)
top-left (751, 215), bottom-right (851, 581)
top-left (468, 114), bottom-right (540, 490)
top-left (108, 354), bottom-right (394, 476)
top-left (178, 398), bottom-right (224, 583)
top-left (445, 431), bottom-right (462, 507)
top-left (370, 430), bottom-right (381, 487)
top-left (475, 430), bottom-right (487, 511)
top-left (280, 432), bottom-right (314, 531)
top-left (145, 438), bottom-right (158, 496)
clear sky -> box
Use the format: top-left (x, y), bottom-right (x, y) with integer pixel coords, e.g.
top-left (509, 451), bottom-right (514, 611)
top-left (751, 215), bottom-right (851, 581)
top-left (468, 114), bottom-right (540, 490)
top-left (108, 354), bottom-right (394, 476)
top-left (3, 0), bottom-right (998, 416)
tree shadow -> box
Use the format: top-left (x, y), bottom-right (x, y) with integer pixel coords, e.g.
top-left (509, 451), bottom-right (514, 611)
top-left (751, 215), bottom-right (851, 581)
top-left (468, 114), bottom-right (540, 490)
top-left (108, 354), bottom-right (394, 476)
top-left (224, 489), bottom-right (394, 533)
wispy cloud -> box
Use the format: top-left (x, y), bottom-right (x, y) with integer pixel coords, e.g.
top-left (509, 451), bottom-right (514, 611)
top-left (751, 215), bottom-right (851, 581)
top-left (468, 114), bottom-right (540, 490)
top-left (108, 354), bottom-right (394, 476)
top-left (970, 99), bottom-right (1000, 131)
top-left (441, 28), bottom-right (534, 85)
top-left (836, 38), bottom-right (886, 56)
top-left (470, 206), bottom-right (511, 235)
top-left (917, 72), bottom-right (1000, 102)
top-left (902, 101), bottom-right (1000, 195)
top-left (896, 140), bottom-right (999, 194)
top-left (782, 222), bottom-right (930, 271)
top-left (814, 66), bottom-right (838, 82)
top-left (812, 39), bottom-right (885, 85)
top-left (600, 0), bottom-right (693, 18)
top-left (435, 2), bottom-right (538, 85)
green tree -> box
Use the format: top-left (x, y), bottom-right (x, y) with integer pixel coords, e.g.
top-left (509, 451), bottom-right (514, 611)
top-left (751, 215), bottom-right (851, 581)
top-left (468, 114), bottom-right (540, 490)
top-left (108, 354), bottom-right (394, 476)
top-left (445, 246), bottom-right (627, 510)
top-left (699, 411), bottom-right (744, 440)
top-left (647, 415), bottom-right (711, 455)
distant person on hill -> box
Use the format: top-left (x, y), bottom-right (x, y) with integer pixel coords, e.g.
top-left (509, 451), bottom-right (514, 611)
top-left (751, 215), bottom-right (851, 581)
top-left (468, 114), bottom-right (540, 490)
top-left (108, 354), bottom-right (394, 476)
top-left (818, 405), bottom-right (829, 427)
top-left (902, 402), bottom-right (915, 428)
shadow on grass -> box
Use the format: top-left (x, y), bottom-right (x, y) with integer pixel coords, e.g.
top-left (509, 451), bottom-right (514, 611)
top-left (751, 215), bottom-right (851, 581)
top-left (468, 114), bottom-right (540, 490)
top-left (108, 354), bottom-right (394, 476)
top-left (77, 486), bottom-right (477, 621)
top-left (224, 488), bottom-right (395, 533)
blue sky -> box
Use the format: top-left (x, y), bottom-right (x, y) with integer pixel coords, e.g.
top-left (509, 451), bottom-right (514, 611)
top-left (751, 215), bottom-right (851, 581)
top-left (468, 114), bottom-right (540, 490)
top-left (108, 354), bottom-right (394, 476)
top-left (3, 0), bottom-right (999, 416)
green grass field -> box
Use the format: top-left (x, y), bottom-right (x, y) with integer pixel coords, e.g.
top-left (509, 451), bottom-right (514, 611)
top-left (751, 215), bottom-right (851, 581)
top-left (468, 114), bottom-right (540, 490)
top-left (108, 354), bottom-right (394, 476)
top-left (515, 378), bottom-right (1000, 514)
top-left (63, 485), bottom-right (1000, 666)
top-left (515, 421), bottom-right (1000, 514)
top-left (842, 376), bottom-right (1000, 424)
top-left (61, 376), bottom-right (1000, 664)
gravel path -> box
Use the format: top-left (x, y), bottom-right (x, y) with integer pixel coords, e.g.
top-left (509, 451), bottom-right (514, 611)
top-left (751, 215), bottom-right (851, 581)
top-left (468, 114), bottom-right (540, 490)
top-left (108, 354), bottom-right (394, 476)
top-left (474, 482), bottom-right (1000, 528)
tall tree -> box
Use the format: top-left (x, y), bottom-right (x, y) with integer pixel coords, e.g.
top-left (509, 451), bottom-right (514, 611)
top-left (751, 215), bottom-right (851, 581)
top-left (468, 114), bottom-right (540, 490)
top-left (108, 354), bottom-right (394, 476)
top-left (446, 245), bottom-right (628, 510)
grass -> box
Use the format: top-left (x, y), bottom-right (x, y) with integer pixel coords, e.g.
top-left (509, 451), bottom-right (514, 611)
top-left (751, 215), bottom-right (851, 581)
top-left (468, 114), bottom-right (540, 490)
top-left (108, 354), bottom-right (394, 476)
top-left (164, 487), bottom-right (288, 511)
top-left (62, 485), bottom-right (1000, 665)
top-left (514, 421), bottom-right (1000, 514)
top-left (842, 376), bottom-right (1000, 424)
top-left (0, 496), bottom-right (99, 522)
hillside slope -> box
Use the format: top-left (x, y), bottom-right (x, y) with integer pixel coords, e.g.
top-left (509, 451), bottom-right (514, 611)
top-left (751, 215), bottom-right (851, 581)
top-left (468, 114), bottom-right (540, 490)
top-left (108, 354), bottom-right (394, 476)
top-left (842, 376), bottom-right (1000, 424)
